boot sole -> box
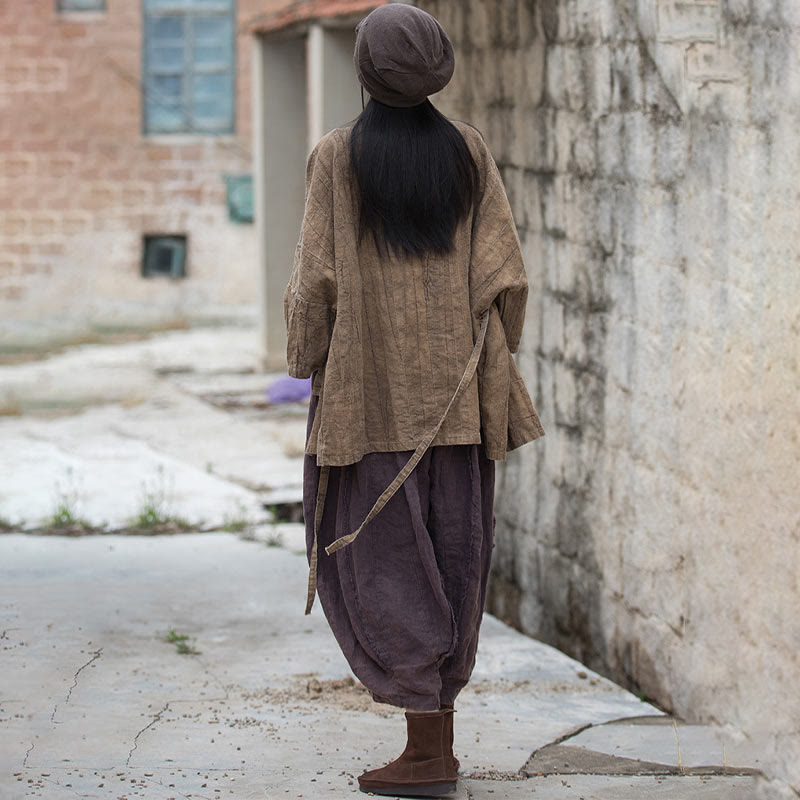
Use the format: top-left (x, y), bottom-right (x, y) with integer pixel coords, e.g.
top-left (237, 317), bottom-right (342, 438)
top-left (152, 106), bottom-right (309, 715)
top-left (358, 781), bottom-right (457, 798)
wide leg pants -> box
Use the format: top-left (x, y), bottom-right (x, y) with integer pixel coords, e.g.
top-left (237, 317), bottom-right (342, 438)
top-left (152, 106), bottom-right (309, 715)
top-left (303, 392), bottom-right (495, 711)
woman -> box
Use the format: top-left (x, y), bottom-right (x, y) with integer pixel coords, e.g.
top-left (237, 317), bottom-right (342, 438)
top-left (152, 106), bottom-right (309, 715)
top-left (284, 5), bottom-right (544, 797)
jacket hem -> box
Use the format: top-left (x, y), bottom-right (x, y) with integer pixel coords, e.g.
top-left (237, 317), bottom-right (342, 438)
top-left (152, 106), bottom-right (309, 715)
top-left (308, 432), bottom-right (484, 467)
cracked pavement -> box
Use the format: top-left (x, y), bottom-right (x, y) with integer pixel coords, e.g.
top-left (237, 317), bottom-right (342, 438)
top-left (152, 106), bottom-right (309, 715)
top-left (0, 326), bottom-right (770, 799)
top-left (0, 532), bottom-right (764, 799)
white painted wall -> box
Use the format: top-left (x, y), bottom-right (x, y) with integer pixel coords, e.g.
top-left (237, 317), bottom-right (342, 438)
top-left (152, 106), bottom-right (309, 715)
top-left (254, 35), bottom-right (308, 369)
top-left (256, 23), bottom-right (360, 368)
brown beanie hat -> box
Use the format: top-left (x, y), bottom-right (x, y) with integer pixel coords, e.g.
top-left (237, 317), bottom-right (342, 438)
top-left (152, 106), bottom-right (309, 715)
top-left (354, 4), bottom-right (455, 108)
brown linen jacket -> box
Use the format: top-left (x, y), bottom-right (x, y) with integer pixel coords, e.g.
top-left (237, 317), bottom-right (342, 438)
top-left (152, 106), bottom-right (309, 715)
top-left (284, 120), bottom-right (544, 467)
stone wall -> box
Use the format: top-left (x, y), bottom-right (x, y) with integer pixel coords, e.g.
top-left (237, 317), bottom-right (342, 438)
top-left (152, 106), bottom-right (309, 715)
top-left (0, 1), bottom-right (265, 352)
top-left (418, 0), bottom-right (800, 792)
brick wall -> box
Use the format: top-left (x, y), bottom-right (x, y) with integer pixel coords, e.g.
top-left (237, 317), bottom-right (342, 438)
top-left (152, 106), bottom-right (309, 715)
top-left (0, 0), bottom-right (268, 351)
top-left (419, 0), bottom-right (800, 792)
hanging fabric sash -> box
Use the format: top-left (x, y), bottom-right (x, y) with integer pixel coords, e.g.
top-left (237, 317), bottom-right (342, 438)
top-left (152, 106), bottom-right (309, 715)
top-left (305, 309), bottom-right (490, 614)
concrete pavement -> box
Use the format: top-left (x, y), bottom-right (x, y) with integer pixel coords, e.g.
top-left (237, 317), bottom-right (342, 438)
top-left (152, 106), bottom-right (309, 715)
top-left (0, 326), bottom-right (771, 798)
top-left (0, 531), bottom-right (760, 799)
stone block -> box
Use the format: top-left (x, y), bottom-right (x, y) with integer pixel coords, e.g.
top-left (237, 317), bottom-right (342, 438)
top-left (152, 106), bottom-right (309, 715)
top-left (499, 0), bottom-right (521, 47)
top-left (610, 42), bottom-right (645, 110)
top-left (553, 109), bottom-right (573, 173)
top-left (685, 41), bottom-right (739, 82)
top-left (612, 182), bottom-right (644, 253)
top-left (468, 48), bottom-right (496, 108)
top-left (622, 111), bottom-right (657, 184)
top-left (523, 107), bottom-right (557, 172)
top-left (541, 296), bottom-right (565, 356)
top-left (537, 0), bottom-right (558, 43)
top-left (502, 164), bottom-right (525, 223)
top-left (566, 178), bottom-right (599, 245)
top-left (638, 186), bottom-right (679, 261)
top-left (540, 175), bottom-right (567, 241)
top-left (520, 169), bottom-right (543, 233)
top-left (553, 359), bottom-right (579, 425)
top-left (722, 0), bottom-right (752, 24)
top-left (520, 40), bottom-right (546, 109)
top-left (562, 305), bottom-right (586, 365)
top-left (554, 234), bottom-right (582, 296)
top-left (521, 227), bottom-right (543, 275)
top-left (575, 368), bottom-right (605, 433)
top-left (562, 111), bottom-right (596, 176)
top-left (642, 59), bottom-right (682, 114)
top-left (487, 105), bottom-right (514, 165)
top-left (517, 0), bottom-right (543, 48)
top-left (429, 1), bottom-right (463, 46)
top-left (596, 0), bottom-right (622, 41)
top-left (596, 113), bottom-right (625, 179)
top-left (531, 348), bottom-right (556, 435)
top-left (572, 0), bottom-right (602, 40)
top-left (467, 0), bottom-right (491, 49)
top-left (657, 0), bottom-right (721, 43)
top-left (546, 43), bottom-right (586, 110)
top-left (593, 192), bottom-right (616, 255)
top-left (545, 42), bottom-right (567, 105)
top-left (499, 47), bottom-right (526, 106)
top-left (540, 548), bottom-right (571, 624)
top-left (654, 120), bottom-right (688, 186)
top-left (743, 0), bottom-right (782, 27)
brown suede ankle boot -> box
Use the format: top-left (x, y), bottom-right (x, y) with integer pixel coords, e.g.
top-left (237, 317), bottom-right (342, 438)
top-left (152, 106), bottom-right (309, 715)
top-left (357, 709), bottom-right (458, 797)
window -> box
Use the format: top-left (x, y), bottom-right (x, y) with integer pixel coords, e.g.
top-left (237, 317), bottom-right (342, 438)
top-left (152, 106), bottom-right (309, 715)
top-left (57, 0), bottom-right (106, 10)
top-left (143, 0), bottom-right (235, 134)
top-left (142, 235), bottom-right (187, 278)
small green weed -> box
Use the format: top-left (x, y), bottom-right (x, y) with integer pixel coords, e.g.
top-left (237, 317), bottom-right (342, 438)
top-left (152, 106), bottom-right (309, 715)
top-left (223, 499), bottom-right (251, 533)
top-left (46, 467), bottom-right (94, 531)
top-left (130, 464), bottom-right (192, 532)
top-left (48, 503), bottom-right (79, 527)
top-left (265, 530), bottom-right (284, 548)
top-left (164, 629), bottom-right (200, 656)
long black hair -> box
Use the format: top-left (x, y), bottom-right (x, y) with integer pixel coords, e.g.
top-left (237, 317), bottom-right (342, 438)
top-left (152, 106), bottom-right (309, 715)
top-left (349, 99), bottom-right (479, 259)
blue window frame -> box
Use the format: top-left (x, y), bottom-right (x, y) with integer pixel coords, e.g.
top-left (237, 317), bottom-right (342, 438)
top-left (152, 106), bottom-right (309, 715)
top-left (143, 0), bottom-right (235, 135)
top-left (58, 0), bottom-right (106, 9)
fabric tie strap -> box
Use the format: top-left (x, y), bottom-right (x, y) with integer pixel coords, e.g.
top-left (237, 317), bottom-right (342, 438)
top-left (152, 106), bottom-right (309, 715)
top-left (305, 309), bottom-right (489, 615)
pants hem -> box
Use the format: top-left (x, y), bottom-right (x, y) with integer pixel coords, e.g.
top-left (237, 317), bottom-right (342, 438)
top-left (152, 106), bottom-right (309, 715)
top-left (370, 690), bottom-right (441, 712)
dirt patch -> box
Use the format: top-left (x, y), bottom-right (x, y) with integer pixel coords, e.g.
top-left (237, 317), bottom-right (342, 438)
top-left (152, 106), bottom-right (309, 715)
top-left (242, 676), bottom-right (403, 718)
top-left (468, 676), bottom-right (605, 695)
top-left (464, 769), bottom-right (527, 781)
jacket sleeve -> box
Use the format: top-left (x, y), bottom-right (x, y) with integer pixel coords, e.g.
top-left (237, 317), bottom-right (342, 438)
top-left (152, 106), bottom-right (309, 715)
top-left (469, 142), bottom-right (528, 354)
top-left (283, 136), bottom-right (338, 379)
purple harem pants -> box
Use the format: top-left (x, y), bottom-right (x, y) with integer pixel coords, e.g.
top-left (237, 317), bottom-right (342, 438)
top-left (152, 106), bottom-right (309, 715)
top-left (303, 391), bottom-right (496, 711)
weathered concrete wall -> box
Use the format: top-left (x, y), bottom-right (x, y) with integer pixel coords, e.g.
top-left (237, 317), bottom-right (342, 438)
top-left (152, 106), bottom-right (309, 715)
top-left (0, 1), bottom-right (264, 352)
top-left (418, 0), bottom-right (800, 792)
